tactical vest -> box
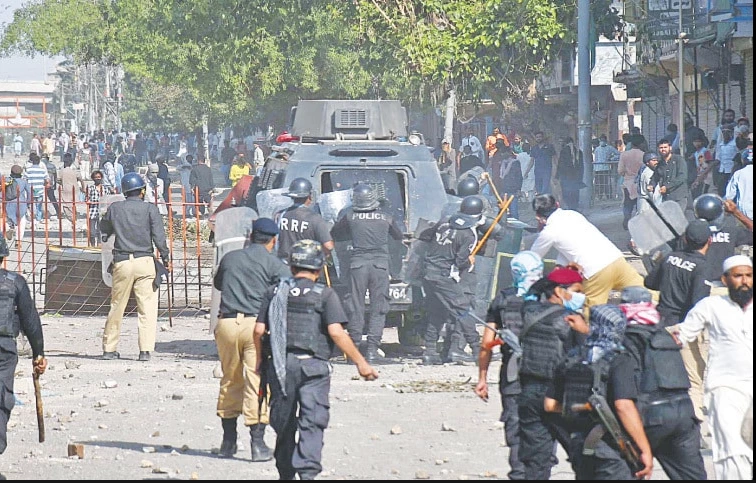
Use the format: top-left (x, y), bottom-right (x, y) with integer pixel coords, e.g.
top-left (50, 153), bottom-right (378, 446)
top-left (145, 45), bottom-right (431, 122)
top-left (496, 291), bottom-right (525, 383)
top-left (518, 302), bottom-right (566, 380)
top-left (561, 353), bottom-right (612, 430)
top-left (0, 271), bottom-right (19, 338)
top-left (624, 326), bottom-right (689, 414)
top-left (285, 283), bottom-right (334, 360)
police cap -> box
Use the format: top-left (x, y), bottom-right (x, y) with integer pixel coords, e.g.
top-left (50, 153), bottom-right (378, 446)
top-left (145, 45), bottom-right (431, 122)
top-left (253, 217), bottom-right (279, 236)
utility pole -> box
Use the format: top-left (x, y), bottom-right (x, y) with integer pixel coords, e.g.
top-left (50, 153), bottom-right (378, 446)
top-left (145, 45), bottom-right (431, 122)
top-left (444, 88), bottom-right (455, 146)
top-left (678, 0), bottom-right (686, 160)
top-left (577, 0), bottom-right (593, 209)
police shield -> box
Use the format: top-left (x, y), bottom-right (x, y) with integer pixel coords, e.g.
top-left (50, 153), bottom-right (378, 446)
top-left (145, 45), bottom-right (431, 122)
top-left (209, 206), bottom-right (258, 333)
top-left (100, 194), bottom-right (126, 287)
top-left (317, 189), bottom-right (352, 224)
top-left (255, 188), bottom-right (293, 220)
top-left (628, 200), bottom-right (688, 254)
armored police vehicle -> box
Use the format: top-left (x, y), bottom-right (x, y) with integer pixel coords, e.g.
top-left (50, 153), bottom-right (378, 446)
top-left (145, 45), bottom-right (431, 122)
top-left (245, 100), bottom-right (449, 343)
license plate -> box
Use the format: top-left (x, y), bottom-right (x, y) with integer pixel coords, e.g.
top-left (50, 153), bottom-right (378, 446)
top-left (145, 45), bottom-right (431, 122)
top-left (364, 283), bottom-right (412, 305)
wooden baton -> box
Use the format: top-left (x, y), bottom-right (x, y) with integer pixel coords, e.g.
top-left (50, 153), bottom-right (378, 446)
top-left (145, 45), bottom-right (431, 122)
top-left (33, 369), bottom-right (45, 443)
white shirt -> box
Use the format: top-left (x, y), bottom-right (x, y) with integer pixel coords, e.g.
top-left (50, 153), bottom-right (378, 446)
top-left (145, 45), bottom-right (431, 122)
top-left (679, 295), bottom-right (753, 392)
top-left (460, 135), bottom-right (484, 160)
top-left (725, 164), bottom-right (752, 220)
top-left (529, 208), bottom-right (624, 278)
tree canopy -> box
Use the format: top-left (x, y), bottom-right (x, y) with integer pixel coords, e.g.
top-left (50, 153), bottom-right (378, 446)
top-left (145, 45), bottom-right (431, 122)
top-left (1, 0), bottom-right (623, 129)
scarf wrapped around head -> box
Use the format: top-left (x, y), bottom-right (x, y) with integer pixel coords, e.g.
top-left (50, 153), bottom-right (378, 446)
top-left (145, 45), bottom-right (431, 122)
top-left (618, 286), bottom-right (659, 326)
top-left (586, 304), bottom-right (628, 363)
top-left (510, 250), bottom-right (544, 297)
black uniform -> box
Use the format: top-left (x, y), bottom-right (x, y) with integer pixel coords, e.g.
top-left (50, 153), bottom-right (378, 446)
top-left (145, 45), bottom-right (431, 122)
top-left (643, 249), bottom-right (710, 326)
top-left (621, 325), bottom-right (707, 480)
top-left (517, 301), bottom-right (585, 480)
top-left (258, 278), bottom-right (348, 480)
top-left (421, 220), bottom-right (478, 357)
top-left (548, 352), bottom-right (639, 480)
top-left (214, 244), bottom-right (290, 317)
top-left (703, 216), bottom-right (753, 282)
top-left (276, 204), bottom-right (333, 261)
top-left (0, 269), bottom-right (44, 454)
top-left (330, 207), bottom-right (403, 351)
top-left (486, 287), bottom-right (526, 480)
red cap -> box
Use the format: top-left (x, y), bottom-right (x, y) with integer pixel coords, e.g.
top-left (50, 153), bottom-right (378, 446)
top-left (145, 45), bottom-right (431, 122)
top-left (547, 267), bottom-right (583, 285)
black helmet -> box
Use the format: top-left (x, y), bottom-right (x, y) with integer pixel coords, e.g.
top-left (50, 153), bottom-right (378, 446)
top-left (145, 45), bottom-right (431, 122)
top-left (289, 239), bottom-right (325, 270)
top-left (693, 193), bottom-right (724, 227)
top-left (456, 176), bottom-right (480, 197)
top-left (460, 195), bottom-right (484, 216)
top-left (351, 183), bottom-right (379, 212)
top-left (0, 237), bottom-right (8, 258)
top-left (642, 152), bottom-right (659, 164)
top-left (283, 178), bottom-right (312, 199)
top-left (121, 172), bottom-right (146, 195)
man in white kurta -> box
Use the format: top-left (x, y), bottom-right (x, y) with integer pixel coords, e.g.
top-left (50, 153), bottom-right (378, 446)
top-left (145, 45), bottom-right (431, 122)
top-left (675, 255), bottom-right (753, 480)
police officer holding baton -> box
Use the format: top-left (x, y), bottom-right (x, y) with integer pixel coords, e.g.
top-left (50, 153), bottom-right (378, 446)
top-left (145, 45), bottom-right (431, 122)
top-left (254, 240), bottom-right (378, 481)
top-left (0, 237), bottom-right (47, 459)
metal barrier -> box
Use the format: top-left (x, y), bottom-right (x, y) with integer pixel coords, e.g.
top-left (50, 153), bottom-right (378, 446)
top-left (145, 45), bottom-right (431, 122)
top-left (592, 161), bottom-right (619, 201)
top-left (1, 175), bottom-right (215, 319)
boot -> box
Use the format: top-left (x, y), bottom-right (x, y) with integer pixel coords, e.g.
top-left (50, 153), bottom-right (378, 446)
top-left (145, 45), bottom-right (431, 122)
top-left (422, 348), bottom-right (443, 365)
top-left (249, 424), bottom-right (273, 462)
top-left (219, 418), bottom-right (237, 458)
top-left (448, 347), bottom-right (474, 363)
top-left (364, 341), bottom-right (384, 364)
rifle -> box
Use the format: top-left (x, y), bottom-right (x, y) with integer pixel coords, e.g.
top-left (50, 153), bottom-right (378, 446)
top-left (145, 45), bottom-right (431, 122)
top-left (465, 310), bottom-right (522, 355)
top-left (571, 393), bottom-right (644, 477)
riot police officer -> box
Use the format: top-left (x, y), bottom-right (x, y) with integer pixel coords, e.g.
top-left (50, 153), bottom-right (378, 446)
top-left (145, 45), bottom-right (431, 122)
top-left (617, 287), bottom-right (707, 479)
top-left (276, 178), bottom-right (334, 261)
top-left (213, 218), bottom-right (290, 461)
top-left (457, 176), bottom-right (480, 197)
top-left (420, 195), bottom-right (484, 365)
top-left (101, 172), bottom-right (170, 362)
top-left (330, 183), bottom-right (404, 363)
top-left (475, 250), bottom-right (544, 480)
top-left (254, 240), bottom-right (378, 480)
top-left (0, 237), bottom-right (47, 459)
top-left (644, 219), bottom-right (712, 327)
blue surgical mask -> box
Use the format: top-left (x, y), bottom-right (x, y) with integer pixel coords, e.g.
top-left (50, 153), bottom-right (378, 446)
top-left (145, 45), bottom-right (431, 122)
top-left (563, 290), bottom-right (586, 312)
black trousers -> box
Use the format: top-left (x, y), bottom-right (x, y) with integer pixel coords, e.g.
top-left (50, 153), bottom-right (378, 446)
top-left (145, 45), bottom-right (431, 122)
top-left (0, 339), bottom-right (19, 455)
top-left (644, 396), bottom-right (707, 480)
top-left (499, 371), bottom-right (525, 480)
top-left (45, 187), bottom-right (60, 217)
top-left (622, 188), bottom-right (636, 228)
top-left (268, 355), bottom-right (331, 480)
top-left (568, 435), bottom-right (634, 480)
top-left (518, 380), bottom-right (572, 480)
top-left (348, 263), bottom-right (390, 348)
top-left (560, 181), bottom-right (580, 211)
top-left (423, 275), bottom-right (478, 352)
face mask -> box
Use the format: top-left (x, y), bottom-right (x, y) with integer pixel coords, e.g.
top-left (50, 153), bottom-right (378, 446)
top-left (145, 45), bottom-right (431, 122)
top-left (728, 285), bottom-right (753, 307)
top-left (562, 290), bottom-right (586, 312)
top-left (93, 179), bottom-right (103, 185)
top-left (599, 141), bottom-right (607, 147)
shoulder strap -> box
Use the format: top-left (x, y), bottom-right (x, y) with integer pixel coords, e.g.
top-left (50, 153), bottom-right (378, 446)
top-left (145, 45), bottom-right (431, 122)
top-left (519, 304), bottom-right (564, 341)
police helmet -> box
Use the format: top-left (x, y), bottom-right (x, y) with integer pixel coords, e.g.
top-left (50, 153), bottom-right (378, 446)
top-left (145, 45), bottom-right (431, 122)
top-left (0, 237), bottom-right (8, 258)
top-left (283, 178), bottom-right (312, 199)
top-left (693, 194), bottom-right (724, 228)
top-left (642, 152), bottom-right (659, 164)
top-left (289, 239), bottom-right (325, 270)
top-left (456, 176), bottom-right (480, 197)
top-left (121, 172), bottom-right (146, 195)
top-left (351, 183), bottom-right (380, 212)
top-left (460, 195), bottom-right (485, 216)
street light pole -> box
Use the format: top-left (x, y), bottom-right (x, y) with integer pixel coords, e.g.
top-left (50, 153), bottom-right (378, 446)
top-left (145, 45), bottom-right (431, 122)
top-left (678, 0), bottom-right (686, 160)
top-left (578, 0), bottom-right (593, 209)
